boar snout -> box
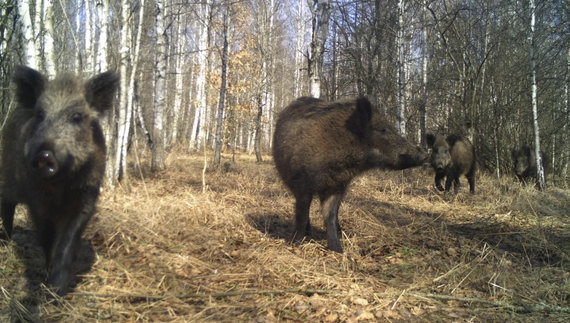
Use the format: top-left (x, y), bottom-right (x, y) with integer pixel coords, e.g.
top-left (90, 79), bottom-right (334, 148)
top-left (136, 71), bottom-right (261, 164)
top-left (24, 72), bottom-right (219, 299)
top-left (30, 150), bottom-right (58, 178)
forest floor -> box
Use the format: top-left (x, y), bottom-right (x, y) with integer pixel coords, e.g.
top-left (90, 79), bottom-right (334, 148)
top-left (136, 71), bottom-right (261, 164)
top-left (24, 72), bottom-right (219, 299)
top-left (1, 152), bottom-right (570, 322)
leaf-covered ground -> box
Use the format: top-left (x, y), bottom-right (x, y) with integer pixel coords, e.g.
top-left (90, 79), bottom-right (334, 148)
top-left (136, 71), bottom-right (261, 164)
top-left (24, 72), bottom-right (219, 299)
top-left (1, 153), bottom-right (570, 322)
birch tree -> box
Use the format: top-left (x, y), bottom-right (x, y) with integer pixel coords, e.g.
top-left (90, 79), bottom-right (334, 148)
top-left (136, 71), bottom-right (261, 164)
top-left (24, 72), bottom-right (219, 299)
top-left (308, 0), bottom-right (331, 98)
top-left (189, 0), bottom-right (211, 151)
top-left (396, 0), bottom-right (406, 136)
top-left (17, 0), bottom-right (36, 68)
top-left (214, 8), bottom-right (230, 166)
top-left (152, 0), bottom-right (167, 172)
top-left (43, 0), bottom-right (55, 77)
top-left (529, 0), bottom-right (545, 190)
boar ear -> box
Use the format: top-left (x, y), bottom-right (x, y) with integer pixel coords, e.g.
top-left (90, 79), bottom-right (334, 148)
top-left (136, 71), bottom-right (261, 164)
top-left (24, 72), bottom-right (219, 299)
top-left (426, 134), bottom-right (436, 148)
top-left (346, 97), bottom-right (373, 138)
top-left (85, 71), bottom-right (120, 113)
top-left (356, 97), bottom-right (372, 124)
top-left (12, 66), bottom-right (47, 108)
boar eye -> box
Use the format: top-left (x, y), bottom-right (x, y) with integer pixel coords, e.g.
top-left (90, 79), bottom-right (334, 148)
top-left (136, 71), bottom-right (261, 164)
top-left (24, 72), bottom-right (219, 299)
top-left (35, 109), bottom-right (45, 121)
top-left (72, 112), bottom-right (84, 123)
top-left (379, 128), bottom-right (390, 135)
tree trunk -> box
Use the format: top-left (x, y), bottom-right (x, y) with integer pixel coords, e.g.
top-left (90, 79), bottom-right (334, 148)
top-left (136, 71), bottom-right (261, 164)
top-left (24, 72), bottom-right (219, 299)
top-left (43, 0), bottom-right (55, 77)
top-left (529, 0), bottom-right (546, 190)
top-left (171, 12), bottom-right (185, 146)
top-left (254, 96), bottom-right (263, 162)
top-left (189, 0), bottom-right (211, 151)
top-left (396, 0), bottom-right (406, 137)
top-left (17, 0), bottom-right (36, 68)
top-left (214, 10), bottom-right (229, 166)
top-left (152, 0), bottom-right (167, 172)
top-left (308, 0), bottom-right (331, 98)
top-left (294, 1), bottom-right (306, 98)
top-left (419, 0), bottom-right (428, 148)
top-left (96, 0), bottom-right (109, 73)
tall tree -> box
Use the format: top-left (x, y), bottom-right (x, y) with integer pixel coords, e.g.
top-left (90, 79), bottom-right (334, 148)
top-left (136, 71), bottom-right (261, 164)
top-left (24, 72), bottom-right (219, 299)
top-left (214, 8), bottom-right (230, 166)
top-left (396, 0), bottom-right (406, 136)
top-left (308, 0), bottom-right (331, 98)
top-left (152, 0), bottom-right (167, 172)
top-left (17, 0), bottom-right (36, 68)
top-left (529, 0), bottom-right (545, 189)
top-left (189, 0), bottom-right (212, 151)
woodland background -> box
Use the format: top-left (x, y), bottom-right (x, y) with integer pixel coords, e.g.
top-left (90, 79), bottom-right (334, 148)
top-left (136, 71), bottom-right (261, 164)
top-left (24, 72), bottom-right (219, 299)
top-left (0, 0), bottom-right (569, 184)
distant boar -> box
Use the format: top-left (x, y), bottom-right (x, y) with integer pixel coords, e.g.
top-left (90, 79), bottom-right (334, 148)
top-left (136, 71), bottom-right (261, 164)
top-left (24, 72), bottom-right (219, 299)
top-left (512, 145), bottom-right (544, 185)
top-left (0, 66), bottom-right (119, 296)
top-left (272, 97), bottom-right (427, 253)
top-left (426, 134), bottom-right (476, 194)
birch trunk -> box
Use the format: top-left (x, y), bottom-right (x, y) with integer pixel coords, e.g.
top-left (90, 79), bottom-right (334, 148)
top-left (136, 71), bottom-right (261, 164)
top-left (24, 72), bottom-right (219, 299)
top-left (43, 0), bottom-right (56, 77)
top-left (254, 96), bottom-right (263, 162)
top-left (171, 12), bottom-right (185, 146)
top-left (96, 0), bottom-right (109, 72)
top-left (294, 1), bottom-right (306, 98)
top-left (189, 0), bottom-right (211, 151)
top-left (152, 0), bottom-right (167, 172)
top-left (529, 0), bottom-right (546, 190)
top-left (214, 10), bottom-right (229, 166)
top-left (17, 0), bottom-right (36, 68)
top-left (396, 0), bottom-right (406, 137)
top-left (85, 0), bottom-right (94, 73)
top-left (308, 0), bottom-right (330, 99)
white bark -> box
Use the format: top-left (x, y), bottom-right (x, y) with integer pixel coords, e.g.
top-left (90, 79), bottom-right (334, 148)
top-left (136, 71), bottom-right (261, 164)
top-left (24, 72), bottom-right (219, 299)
top-left (17, 0), bottom-right (36, 68)
top-left (529, 0), bottom-right (546, 189)
top-left (294, 1), bottom-right (306, 98)
top-left (190, 0), bottom-right (211, 151)
top-left (43, 0), bottom-right (56, 77)
top-left (171, 13), bottom-right (185, 145)
top-left (152, 0), bottom-right (167, 171)
top-left (96, 0), bottom-right (109, 72)
top-left (396, 0), bottom-right (406, 137)
top-left (85, 0), bottom-right (94, 73)
top-left (308, 0), bottom-right (331, 99)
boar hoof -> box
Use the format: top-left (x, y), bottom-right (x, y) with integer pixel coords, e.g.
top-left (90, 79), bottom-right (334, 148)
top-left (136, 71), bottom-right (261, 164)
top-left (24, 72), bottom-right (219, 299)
top-left (30, 151), bottom-right (58, 178)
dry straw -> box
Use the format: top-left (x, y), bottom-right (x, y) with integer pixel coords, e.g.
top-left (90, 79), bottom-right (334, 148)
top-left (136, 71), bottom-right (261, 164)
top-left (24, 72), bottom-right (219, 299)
top-left (1, 152), bottom-right (570, 322)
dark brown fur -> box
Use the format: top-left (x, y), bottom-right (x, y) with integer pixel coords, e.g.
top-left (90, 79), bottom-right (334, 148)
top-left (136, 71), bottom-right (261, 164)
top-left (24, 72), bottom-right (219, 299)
top-left (272, 97), bottom-right (427, 253)
top-left (512, 145), bottom-right (544, 185)
top-left (0, 66), bottom-right (119, 296)
top-left (426, 134), bottom-right (476, 194)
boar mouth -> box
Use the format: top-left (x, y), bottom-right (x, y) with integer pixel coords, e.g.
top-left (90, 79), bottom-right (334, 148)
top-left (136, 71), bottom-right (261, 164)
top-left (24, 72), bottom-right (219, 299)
top-left (30, 151), bottom-right (59, 178)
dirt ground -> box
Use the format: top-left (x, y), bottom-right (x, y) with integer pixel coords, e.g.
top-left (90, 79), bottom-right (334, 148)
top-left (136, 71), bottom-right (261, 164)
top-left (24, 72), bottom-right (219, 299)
top-left (1, 152), bottom-right (570, 322)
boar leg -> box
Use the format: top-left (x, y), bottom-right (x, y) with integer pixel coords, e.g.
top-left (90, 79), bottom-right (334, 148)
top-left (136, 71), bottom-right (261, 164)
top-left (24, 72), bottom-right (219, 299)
top-left (434, 172), bottom-right (445, 191)
top-left (47, 205), bottom-right (94, 296)
top-left (467, 174), bottom-right (475, 194)
top-left (320, 192), bottom-right (344, 253)
top-left (446, 175), bottom-right (460, 194)
top-left (293, 192), bottom-right (312, 244)
top-left (1, 203), bottom-right (16, 239)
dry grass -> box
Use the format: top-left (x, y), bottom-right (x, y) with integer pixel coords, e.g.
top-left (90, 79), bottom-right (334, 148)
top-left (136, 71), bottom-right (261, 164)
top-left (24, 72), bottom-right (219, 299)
top-left (2, 151), bottom-right (570, 322)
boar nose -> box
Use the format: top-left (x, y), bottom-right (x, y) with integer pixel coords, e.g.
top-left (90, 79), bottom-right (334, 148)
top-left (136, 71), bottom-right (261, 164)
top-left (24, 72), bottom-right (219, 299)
top-left (30, 151), bottom-right (59, 178)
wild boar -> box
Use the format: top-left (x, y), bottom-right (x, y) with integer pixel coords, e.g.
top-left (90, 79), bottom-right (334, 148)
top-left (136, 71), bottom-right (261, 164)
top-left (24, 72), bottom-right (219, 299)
top-left (426, 134), bottom-right (476, 194)
top-left (0, 66), bottom-right (119, 296)
top-left (512, 145), bottom-right (544, 185)
top-left (272, 97), bottom-right (427, 253)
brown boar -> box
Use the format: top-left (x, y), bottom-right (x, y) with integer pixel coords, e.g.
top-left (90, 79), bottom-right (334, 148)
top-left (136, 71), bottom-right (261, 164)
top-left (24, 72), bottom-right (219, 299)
top-left (512, 145), bottom-right (544, 185)
top-left (272, 97), bottom-right (427, 253)
top-left (426, 134), bottom-right (476, 194)
top-left (0, 66), bottom-right (119, 296)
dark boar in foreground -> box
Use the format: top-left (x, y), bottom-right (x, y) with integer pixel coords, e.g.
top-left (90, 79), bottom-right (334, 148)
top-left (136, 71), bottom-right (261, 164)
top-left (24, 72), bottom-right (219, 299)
top-left (512, 145), bottom-right (544, 185)
top-left (0, 66), bottom-right (119, 296)
top-left (426, 134), bottom-right (476, 194)
top-left (272, 97), bottom-right (427, 253)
